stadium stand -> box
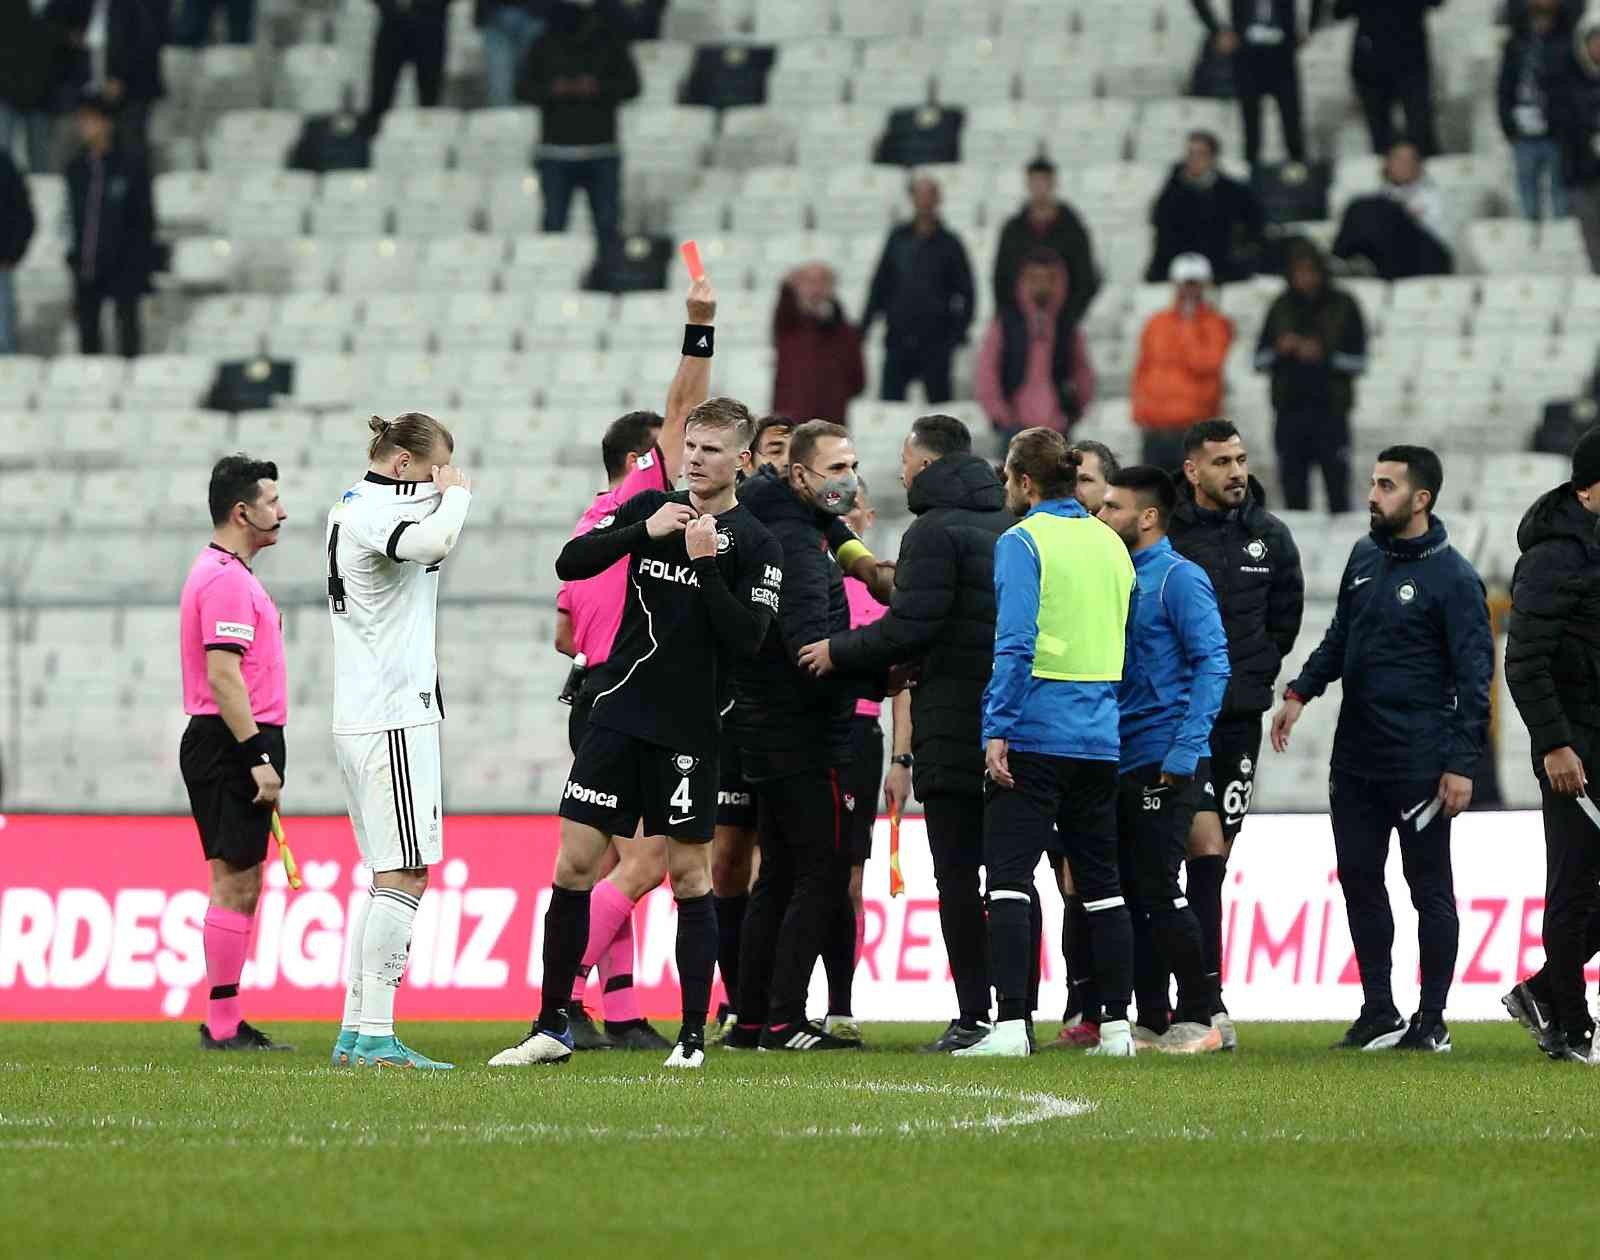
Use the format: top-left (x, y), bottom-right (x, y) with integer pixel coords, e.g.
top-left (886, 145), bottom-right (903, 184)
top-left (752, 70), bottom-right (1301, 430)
top-left (0, 0), bottom-right (1576, 815)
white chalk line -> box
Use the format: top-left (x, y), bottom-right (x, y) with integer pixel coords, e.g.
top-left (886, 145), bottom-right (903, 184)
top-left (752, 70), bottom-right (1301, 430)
top-left (0, 1074), bottom-right (1093, 1149)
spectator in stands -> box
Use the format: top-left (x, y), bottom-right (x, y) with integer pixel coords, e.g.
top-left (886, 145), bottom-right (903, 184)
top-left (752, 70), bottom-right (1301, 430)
top-left (1146, 130), bottom-right (1266, 284)
top-left (1500, 0), bottom-right (1571, 220)
top-left (1563, 18), bottom-right (1600, 271)
top-left (0, 0), bottom-right (70, 172)
top-left (1191, 0), bottom-right (1315, 166)
top-left (1331, 140), bottom-right (1455, 279)
top-left (0, 148), bottom-right (35, 354)
top-left (51, 0), bottom-right (168, 159)
top-left (64, 92), bottom-right (153, 357)
top-left (772, 262), bottom-right (866, 427)
top-left (1255, 238), bottom-right (1367, 512)
top-left (477, 0), bottom-right (546, 109)
top-left (1132, 254), bottom-right (1234, 473)
top-left (863, 175), bottom-right (975, 406)
top-left (173, 0), bottom-right (254, 46)
top-left (366, 0), bottom-right (450, 131)
top-left (993, 158), bottom-right (1099, 329)
top-left (1331, 0), bottom-right (1443, 156)
top-left (518, 1), bottom-right (640, 250)
top-left (974, 249), bottom-right (1096, 455)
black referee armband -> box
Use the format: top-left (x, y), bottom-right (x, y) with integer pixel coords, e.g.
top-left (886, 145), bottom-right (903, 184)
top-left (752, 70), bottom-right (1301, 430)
top-left (683, 323), bottom-right (714, 358)
top-left (238, 732), bottom-right (273, 769)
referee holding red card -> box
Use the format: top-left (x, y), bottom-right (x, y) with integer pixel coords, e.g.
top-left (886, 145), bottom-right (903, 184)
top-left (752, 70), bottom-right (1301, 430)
top-left (177, 454), bottom-right (295, 1053)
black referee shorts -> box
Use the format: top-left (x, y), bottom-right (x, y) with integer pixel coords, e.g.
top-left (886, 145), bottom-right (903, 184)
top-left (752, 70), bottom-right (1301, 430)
top-left (179, 715), bottom-right (285, 870)
top-left (842, 716), bottom-right (883, 864)
top-left (561, 723), bottom-right (719, 842)
top-left (567, 691), bottom-right (594, 758)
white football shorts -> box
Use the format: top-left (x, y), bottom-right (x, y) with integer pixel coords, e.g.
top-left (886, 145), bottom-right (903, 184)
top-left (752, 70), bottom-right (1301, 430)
top-left (334, 724), bottom-right (444, 872)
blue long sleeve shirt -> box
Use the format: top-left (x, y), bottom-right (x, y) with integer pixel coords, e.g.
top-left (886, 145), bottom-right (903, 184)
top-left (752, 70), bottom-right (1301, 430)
top-left (1118, 537), bottom-right (1232, 777)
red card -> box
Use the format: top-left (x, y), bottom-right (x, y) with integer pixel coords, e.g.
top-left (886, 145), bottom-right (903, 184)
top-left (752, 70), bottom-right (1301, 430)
top-left (680, 239), bottom-right (705, 281)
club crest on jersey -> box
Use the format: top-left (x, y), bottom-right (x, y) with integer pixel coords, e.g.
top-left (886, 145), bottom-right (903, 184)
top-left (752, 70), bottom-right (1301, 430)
top-left (1397, 580), bottom-right (1417, 604)
top-left (843, 792), bottom-right (857, 813)
top-left (672, 754), bottom-right (699, 774)
top-left (716, 529), bottom-right (733, 554)
top-left (1245, 539), bottom-right (1267, 561)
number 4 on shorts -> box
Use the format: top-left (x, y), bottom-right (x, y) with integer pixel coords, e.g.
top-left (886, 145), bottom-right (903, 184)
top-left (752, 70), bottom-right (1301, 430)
top-left (670, 777), bottom-right (693, 815)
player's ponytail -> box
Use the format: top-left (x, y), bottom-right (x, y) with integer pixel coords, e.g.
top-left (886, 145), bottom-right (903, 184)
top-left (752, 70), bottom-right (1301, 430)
top-left (1005, 427), bottom-right (1082, 502)
top-left (367, 411), bottom-right (455, 463)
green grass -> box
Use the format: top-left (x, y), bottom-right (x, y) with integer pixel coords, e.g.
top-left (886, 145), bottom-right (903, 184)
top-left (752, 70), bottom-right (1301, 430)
top-left (2, 1021), bottom-right (1597, 1258)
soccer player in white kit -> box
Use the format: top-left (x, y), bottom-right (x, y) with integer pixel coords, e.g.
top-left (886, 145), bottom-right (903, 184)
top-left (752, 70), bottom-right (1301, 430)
top-left (327, 412), bottom-right (473, 1070)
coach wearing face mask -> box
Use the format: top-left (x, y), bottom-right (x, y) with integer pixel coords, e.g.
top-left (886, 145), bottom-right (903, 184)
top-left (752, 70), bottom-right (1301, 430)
top-left (725, 419), bottom-right (872, 1051)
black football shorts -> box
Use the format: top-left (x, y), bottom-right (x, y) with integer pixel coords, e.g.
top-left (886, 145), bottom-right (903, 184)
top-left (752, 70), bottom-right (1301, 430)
top-left (1199, 717), bottom-right (1264, 843)
top-left (715, 732), bottom-right (758, 830)
top-left (561, 723), bottom-right (719, 842)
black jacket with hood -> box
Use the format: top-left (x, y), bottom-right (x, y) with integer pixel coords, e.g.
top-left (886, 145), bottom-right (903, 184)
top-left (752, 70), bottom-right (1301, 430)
top-left (1506, 484), bottom-right (1600, 768)
top-left (1168, 476), bottom-right (1305, 722)
top-left (727, 466), bottom-right (859, 782)
top-left (827, 452), bottom-right (1009, 800)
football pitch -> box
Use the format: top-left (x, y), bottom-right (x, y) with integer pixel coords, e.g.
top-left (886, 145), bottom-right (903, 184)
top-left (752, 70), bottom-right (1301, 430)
top-left (3, 1021), bottom-right (1596, 1258)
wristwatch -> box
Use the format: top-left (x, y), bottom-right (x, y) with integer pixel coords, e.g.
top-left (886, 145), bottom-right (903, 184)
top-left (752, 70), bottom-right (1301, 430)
top-left (891, 754), bottom-right (914, 769)
top-left (1283, 686), bottom-right (1307, 705)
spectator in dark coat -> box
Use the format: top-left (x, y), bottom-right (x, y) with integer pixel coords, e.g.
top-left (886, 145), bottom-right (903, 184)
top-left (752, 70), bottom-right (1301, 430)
top-left (1330, 0), bottom-right (1444, 156)
top-left (797, 414), bottom-right (1012, 1051)
top-left (64, 93), bottom-right (154, 356)
top-left (992, 156), bottom-right (1099, 326)
top-left (1192, 0), bottom-right (1327, 166)
top-left (1504, 443), bottom-right (1600, 1060)
top-left (1563, 18), bottom-right (1600, 270)
top-left (1255, 238), bottom-right (1367, 512)
top-left (49, 0), bottom-right (167, 158)
top-left (863, 175), bottom-right (975, 406)
top-left (1146, 130), bottom-right (1267, 284)
top-left (1332, 140), bottom-right (1455, 279)
top-left (0, 149), bottom-right (36, 353)
top-left (366, 0), bottom-right (450, 131)
top-left (772, 262), bottom-right (866, 426)
top-left (0, 0), bottom-right (71, 172)
top-left (517, 0), bottom-right (640, 249)
top-left (1501, 0), bottom-right (1573, 220)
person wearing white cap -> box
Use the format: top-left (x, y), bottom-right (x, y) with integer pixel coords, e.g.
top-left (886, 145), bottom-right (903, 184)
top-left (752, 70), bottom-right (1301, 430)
top-left (1131, 254), bottom-right (1234, 472)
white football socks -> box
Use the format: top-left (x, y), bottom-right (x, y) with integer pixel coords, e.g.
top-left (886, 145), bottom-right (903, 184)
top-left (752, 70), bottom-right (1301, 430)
top-left (359, 886), bottom-right (420, 1039)
top-left (341, 888), bottom-right (373, 1032)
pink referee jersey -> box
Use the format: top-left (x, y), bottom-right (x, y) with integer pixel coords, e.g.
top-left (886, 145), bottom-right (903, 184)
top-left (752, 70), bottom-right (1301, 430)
top-left (556, 444), bottom-right (671, 666)
top-left (179, 544), bottom-right (288, 726)
top-left (845, 575), bottom-right (888, 718)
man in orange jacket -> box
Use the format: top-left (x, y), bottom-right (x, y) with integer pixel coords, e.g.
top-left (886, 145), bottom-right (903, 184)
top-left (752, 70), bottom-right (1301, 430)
top-left (1131, 253), bottom-right (1234, 472)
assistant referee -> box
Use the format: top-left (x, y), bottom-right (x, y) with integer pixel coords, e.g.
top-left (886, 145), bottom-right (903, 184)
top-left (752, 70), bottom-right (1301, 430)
top-left (177, 454), bottom-right (293, 1053)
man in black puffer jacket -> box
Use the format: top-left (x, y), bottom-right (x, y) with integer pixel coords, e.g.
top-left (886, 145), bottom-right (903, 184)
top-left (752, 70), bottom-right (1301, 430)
top-left (726, 421), bottom-right (870, 1053)
top-left (799, 414), bottom-right (1013, 1053)
top-left (1503, 430), bottom-right (1600, 1064)
top-left (1168, 419), bottom-right (1303, 1046)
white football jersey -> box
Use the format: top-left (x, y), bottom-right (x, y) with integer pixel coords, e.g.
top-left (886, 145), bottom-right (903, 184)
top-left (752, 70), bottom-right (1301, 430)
top-left (326, 472), bottom-right (447, 735)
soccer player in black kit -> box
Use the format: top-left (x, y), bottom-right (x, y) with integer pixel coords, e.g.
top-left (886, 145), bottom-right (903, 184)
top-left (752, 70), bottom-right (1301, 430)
top-left (491, 396), bottom-right (783, 1070)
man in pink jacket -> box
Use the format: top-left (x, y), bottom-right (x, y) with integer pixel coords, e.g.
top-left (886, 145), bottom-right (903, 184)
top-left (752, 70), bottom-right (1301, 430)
top-left (974, 248), bottom-right (1096, 458)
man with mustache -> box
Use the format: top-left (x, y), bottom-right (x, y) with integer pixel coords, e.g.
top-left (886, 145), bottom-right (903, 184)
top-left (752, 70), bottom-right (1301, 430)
top-left (1271, 446), bottom-right (1491, 1054)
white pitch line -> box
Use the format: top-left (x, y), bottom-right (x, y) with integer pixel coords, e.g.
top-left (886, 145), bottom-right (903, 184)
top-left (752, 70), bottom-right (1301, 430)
top-left (0, 1076), bottom-right (1094, 1149)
